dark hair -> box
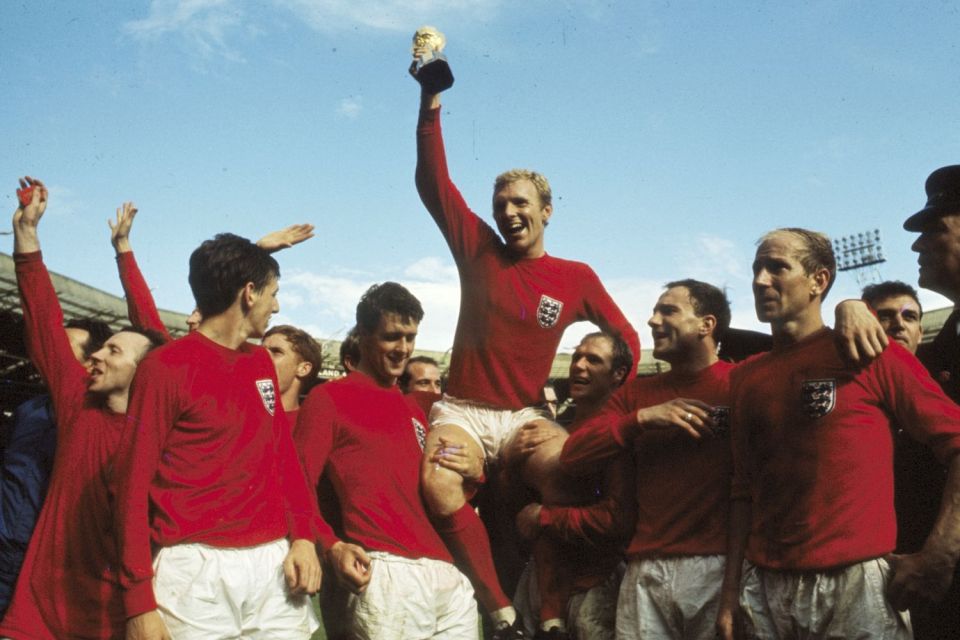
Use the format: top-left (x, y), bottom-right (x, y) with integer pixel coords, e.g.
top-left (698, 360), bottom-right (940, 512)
top-left (63, 318), bottom-right (112, 358)
top-left (116, 325), bottom-right (168, 360)
top-left (665, 279), bottom-right (732, 343)
top-left (399, 355), bottom-right (440, 390)
top-left (339, 327), bottom-right (361, 372)
top-left (356, 282), bottom-right (424, 335)
top-left (264, 324), bottom-right (324, 392)
top-left (760, 228), bottom-right (837, 299)
top-left (581, 331), bottom-right (633, 386)
top-left (862, 281), bottom-right (923, 319)
top-left (188, 233), bottom-right (280, 317)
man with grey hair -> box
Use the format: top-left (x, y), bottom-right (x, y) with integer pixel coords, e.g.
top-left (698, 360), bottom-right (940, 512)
top-left (717, 228), bottom-right (960, 640)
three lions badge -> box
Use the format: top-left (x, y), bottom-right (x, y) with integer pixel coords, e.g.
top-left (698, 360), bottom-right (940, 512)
top-left (537, 294), bottom-right (564, 328)
top-left (256, 379), bottom-right (276, 416)
top-left (801, 379), bottom-right (836, 419)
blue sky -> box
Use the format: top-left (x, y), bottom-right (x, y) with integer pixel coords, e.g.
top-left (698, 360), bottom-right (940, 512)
top-left (3, 1), bottom-right (959, 351)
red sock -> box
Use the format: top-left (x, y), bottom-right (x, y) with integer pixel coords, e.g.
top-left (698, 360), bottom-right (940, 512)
top-left (535, 536), bottom-right (570, 621)
top-left (435, 504), bottom-right (511, 612)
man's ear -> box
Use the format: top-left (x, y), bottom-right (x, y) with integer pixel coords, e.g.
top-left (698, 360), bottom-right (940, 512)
top-left (612, 365), bottom-right (628, 387)
top-left (811, 268), bottom-right (831, 298)
top-left (240, 282), bottom-right (257, 311)
top-left (541, 204), bottom-right (553, 226)
top-left (296, 360), bottom-right (314, 380)
top-left (699, 314), bottom-right (717, 338)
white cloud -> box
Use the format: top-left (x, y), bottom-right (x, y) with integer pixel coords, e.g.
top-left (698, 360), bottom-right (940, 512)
top-left (123, 0), bottom-right (503, 61)
top-left (123, 0), bottom-right (247, 61)
top-left (275, 0), bottom-right (502, 32)
top-left (336, 96), bottom-right (363, 119)
top-left (277, 259), bottom-right (462, 350)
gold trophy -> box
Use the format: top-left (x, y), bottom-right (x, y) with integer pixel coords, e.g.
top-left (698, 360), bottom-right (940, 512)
top-left (409, 26), bottom-right (454, 93)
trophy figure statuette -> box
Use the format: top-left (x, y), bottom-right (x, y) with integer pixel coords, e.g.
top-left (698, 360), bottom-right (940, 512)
top-left (409, 25), bottom-right (454, 93)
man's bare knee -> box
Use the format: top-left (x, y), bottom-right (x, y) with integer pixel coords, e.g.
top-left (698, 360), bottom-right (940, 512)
top-left (421, 423), bottom-right (482, 517)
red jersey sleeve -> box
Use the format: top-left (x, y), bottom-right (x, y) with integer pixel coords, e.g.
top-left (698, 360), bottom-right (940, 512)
top-left (274, 410), bottom-right (323, 541)
top-left (115, 251), bottom-right (172, 341)
top-left (576, 265), bottom-right (641, 372)
top-left (729, 362), bottom-right (753, 502)
top-left (870, 344), bottom-right (960, 464)
top-left (293, 388), bottom-right (342, 551)
top-left (415, 107), bottom-right (498, 262)
top-left (540, 452), bottom-right (636, 546)
top-left (14, 251), bottom-right (88, 420)
top-left (114, 355), bottom-right (181, 617)
top-left (560, 386), bottom-right (639, 476)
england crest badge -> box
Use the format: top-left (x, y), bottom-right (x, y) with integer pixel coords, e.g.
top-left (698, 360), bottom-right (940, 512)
top-left (801, 379), bottom-right (836, 419)
top-left (412, 418), bottom-right (427, 450)
top-left (537, 294), bottom-right (564, 328)
top-left (256, 379), bottom-right (276, 416)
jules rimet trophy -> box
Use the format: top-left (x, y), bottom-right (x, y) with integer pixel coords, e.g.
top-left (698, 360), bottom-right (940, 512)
top-left (409, 26), bottom-right (454, 93)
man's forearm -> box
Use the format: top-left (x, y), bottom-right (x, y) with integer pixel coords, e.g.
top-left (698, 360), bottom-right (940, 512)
top-left (923, 456), bottom-right (960, 566)
top-left (13, 223), bottom-right (40, 254)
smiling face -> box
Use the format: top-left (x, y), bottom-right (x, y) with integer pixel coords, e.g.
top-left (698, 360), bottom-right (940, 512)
top-left (648, 286), bottom-right (710, 364)
top-left (87, 331), bottom-right (151, 396)
top-left (404, 361), bottom-right (442, 394)
top-left (492, 179), bottom-right (552, 259)
top-left (358, 312), bottom-right (419, 388)
top-left (752, 232), bottom-right (827, 326)
top-left (911, 213), bottom-right (960, 301)
top-left (871, 294), bottom-right (923, 354)
top-left (568, 335), bottom-right (623, 405)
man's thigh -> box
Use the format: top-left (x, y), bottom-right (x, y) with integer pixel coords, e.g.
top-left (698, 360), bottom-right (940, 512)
top-left (153, 540), bottom-right (317, 639)
top-left (616, 556), bottom-right (723, 640)
top-left (740, 559), bottom-right (912, 640)
top-left (568, 569), bottom-right (620, 640)
top-left (348, 553), bottom-right (478, 640)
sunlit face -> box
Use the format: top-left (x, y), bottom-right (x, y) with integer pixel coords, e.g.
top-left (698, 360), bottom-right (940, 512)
top-left (247, 276), bottom-right (280, 339)
top-left (404, 361), bottom-right (442, 394)
top-left (358, 313), bottom-right (419, 388)
top-left (264, 333), bottom-right (310, 395)
top-left (87, 331), bottom-right (151, 396)
top-left (752, 233), bottom-right (825, 325)
top-left (870, 294), bottom-right (923, 354)
top-left (64, 327), bottom-right (93, 371)
top-left (492, 179), bottom-right (552, 259)
top-left (568, 336), bottom-right (622, 404)
top-left (911, 213), bottom-right (960, 300)
top-left (648, 287), bottom-right (709, 363)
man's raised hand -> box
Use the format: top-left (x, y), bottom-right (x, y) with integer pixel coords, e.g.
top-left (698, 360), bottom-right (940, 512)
top-left (109, 201), bottom-right (138, 254)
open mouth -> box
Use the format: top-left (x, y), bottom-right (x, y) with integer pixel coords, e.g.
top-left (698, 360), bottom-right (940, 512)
top-left (500, 220), bottom-right (525, 238)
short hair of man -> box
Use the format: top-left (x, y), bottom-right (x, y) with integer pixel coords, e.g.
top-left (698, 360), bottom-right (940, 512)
top-left (861, 281), bottom-right (924, 319)
top-left (760, 228), bottom-right (837, 299)
top-left (339, 327), bottom-right (361, 372)
top-left (665, 279), bottom-right (732, 343)
top-left (399, 355), bottom-right (441, 389)
top-left (64, 318), bottom-right (113, 358)
top-left (188, 233), bottom-right (280, 318)
top-left (116, 326), bottom-right (169, 359)
top-left (264, 324), bottom-right (324, 391)
top-left (355, 282), bottom-right (424, 335)
top-left (582, 331), bottom-right (633, 386)
top-left (493, 169), bottom-right (552, 209)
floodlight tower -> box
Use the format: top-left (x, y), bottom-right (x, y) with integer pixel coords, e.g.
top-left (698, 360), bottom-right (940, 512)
top-left (832, 229), bottom-right (886, 288)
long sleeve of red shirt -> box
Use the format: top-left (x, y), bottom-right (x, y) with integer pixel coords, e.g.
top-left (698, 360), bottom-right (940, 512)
top-left (539, 451), bottom-right (636, 547)
top-left (560, 388), bottom-right (639, 476)
top-left (14, 252), bottom-right (88, 408)
top-left (115, 251), bottom-right (172, 341)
